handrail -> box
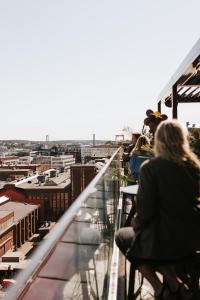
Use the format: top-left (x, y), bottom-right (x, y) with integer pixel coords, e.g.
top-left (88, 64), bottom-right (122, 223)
top-left (6, 147), bottom-right (121, 300)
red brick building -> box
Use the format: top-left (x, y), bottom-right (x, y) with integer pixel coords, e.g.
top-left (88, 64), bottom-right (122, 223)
top-left (0, 171), bottom-right (71, 222)
top-left (0, 156), bottom-right (19, 165)
top-left (0, 201), bottom-right (39, 249)
top-left (0, 197), bottom-right (39, 254)
top-left (71, 165), bottom-right (97, 200)
top-left (0, 209), bottom-right (14, 256)
top-left (0, 169), bottom-right (31, 181)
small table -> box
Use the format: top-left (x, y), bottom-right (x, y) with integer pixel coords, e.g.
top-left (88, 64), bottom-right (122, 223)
top-left (120, 184), bottom-right (139, 196)
top-left (120, 185), bottom-right (139, 226)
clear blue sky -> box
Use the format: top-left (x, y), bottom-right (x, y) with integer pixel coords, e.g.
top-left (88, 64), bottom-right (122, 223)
top-left (0, 0), bottom-right (200, 141)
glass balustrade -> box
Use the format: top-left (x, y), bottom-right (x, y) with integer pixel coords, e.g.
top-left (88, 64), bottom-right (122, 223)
top-left (5, 148), bottom-right (122, 300)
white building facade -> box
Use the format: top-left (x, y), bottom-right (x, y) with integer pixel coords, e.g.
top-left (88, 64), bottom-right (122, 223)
top-left (51, 155), bottom-right (75, 169)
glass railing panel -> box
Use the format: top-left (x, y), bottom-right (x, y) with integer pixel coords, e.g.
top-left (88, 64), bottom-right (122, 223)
top-left (5, 148), bottom-right (121, 300)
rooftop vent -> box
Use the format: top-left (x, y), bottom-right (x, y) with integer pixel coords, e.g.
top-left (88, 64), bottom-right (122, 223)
top-left (50, 170), bottom-right (56, 178)
top-left (37, 175), bottom-right (46, 184)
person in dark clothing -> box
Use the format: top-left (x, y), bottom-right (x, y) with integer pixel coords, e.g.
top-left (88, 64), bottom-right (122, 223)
top-left (115, 120), bottom-right (200, 299)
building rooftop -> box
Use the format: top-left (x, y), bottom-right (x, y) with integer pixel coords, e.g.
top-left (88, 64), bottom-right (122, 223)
top-left (0, 201), bottom-right (38, 223)
top-left (0, 164), bottom-right (40, 168)
top-left (17, 171), bottom-right (70, 190)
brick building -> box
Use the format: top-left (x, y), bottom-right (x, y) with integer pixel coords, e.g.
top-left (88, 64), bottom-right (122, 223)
top-left (71, 165), bottom-right (97, 200)
top-left (34, 155), bottom-right (75, 171)
top-left (0, 169), bottom-right (31, 181)
top-left (0, 171), bottom-right (71, 223)
top-left (1, 201), bottom-right (39, 249)
top-left (33, 156), bottom-right (51, 172)
top-left (0, 209), bottom-right (14, 256)
top-left (0, 196), bottom-right (39, 254)
top-left (0, 156), bottom-right (19, 165)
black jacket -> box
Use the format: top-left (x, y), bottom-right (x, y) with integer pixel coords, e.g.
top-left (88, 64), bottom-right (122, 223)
top-left (133, 157), bottom-right (200, 260)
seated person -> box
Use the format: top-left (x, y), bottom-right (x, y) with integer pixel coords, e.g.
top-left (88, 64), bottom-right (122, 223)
top-left (129, 135), bottom-right (152, 181)
top-left (122, 133), bottom-right (141, 162)
top-left (115, 120), bottom-right (200, 299)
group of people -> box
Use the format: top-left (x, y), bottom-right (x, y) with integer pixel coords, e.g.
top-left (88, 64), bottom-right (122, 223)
top-left (117, 120), bottom-right (200, 299)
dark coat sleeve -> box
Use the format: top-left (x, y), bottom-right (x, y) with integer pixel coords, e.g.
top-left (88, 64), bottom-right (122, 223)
top-left (136, 161), bottom-right (158, 228)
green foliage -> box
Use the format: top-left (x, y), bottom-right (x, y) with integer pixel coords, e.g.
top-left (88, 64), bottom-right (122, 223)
top-left (111, 164), bottom-right (137, 185)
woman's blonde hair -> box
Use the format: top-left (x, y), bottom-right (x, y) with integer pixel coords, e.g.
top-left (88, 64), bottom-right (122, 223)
top-left (132, 135), bottom-right (150, 154)
top-left (154, 120), bottom-right (200, 169)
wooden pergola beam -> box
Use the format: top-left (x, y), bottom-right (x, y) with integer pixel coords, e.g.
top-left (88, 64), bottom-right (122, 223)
top-left (157, 39), bottom-right (200, 119)
top-left (158, 101), bottom-right (161, 113)
top-left (177, 96), bottom-right (200, 103)
top-left (172, 84), bottom-right (178, 118)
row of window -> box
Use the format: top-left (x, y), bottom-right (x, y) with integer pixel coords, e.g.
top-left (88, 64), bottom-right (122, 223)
top-left (28, 192), bottom-right (69, 201)
top-left (44, 199), bottom-right (69, 221)
top-left (49, 198), bottom-right (68, 209)
top-left (0, 230), bottom-right (13, 246)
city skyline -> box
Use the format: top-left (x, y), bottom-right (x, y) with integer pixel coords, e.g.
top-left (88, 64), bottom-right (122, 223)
top-left (0, 0), bottom-right (200, 140)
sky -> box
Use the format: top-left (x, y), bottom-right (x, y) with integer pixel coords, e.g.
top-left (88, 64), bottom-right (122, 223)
top-left (0, 0), bottom-right (200, 141)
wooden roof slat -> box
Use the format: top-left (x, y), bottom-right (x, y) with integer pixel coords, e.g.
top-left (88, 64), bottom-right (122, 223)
top-left (177, 86), bottom-right (184, 93)
top-left (191, 91), bottom-right (200, 98)
top-left (185, 87), bottom-right (199, 97)
top-left (180, 87), bottom-right (191, 96)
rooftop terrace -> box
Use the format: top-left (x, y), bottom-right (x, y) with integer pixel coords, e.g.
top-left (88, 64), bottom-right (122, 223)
top-left (4, 39), bottom-right (200, 300)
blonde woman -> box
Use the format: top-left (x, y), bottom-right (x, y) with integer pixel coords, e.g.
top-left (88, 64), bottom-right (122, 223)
top-left (130, 135), bottom-right (151, 156)
top-left (128, 135), bottom-right (152, 181)
top-left (116, 120), bottom-right (200, 299)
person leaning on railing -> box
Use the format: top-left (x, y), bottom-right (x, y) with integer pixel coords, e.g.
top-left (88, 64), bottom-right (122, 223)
top-left (115, 120), bottom-right (200, 299)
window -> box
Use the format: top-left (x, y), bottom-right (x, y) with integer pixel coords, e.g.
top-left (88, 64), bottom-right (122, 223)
top-left (60, 199), bottom-right (65, 208)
